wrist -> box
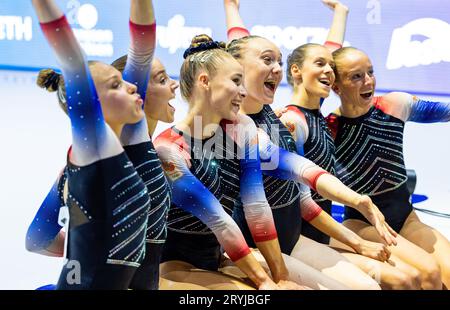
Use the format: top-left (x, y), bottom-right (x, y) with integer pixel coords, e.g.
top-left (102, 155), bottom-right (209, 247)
top-left (335, 4), bottom-right (349, 14)
top-left (271, 265), bottom-right (290, 283)
top-left (351, 194), bottom-right (364, 210)
top-left (348, 235), bottom-right (363, 253)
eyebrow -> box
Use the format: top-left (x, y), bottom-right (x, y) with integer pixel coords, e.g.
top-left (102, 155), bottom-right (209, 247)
top-left (104, 74), bottom-right (120, 84)
top-left (261, 49), bottom-right (281, 57)
top-left (314, 57), bottom-right (329, 62)
top-left (348, 66), bottom-right (373, 74)
top-left (153, 69), bottom-right (166, 78)
top-left (261, 50), bottom-right (283, 61)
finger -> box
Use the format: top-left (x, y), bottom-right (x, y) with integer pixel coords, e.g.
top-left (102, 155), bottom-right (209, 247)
top-left (375, 222), bottom-right (389, 245)
top-left (386, 222), bottom-right (398, 237)
top-left (384, 245), bottom-right (391, 259)
top-left (383, 224), bottom-right (397, 246)
top-left (383, 224), bottom-right (396, 246)
top-left (386, 259), bottom-right (395, 267)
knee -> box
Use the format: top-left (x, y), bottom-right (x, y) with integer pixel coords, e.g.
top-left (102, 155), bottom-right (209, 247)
top-left (420, 259), bottom-right (442, 289)
top-left (408, 267), bottom-right (423, 290)
top-left (394, 269), bottom-right (421, 290)
top-left (363, 280), bottom-right (382, 290)
top-left (353, 275), bottom-right (381, 290)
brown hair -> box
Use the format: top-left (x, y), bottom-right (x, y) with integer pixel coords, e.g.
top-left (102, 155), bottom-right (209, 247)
top-left (226, 35), bottom-right (262, 60)
top-left (332, 46), bottom-right (362, 82)
top-left (180, 34), bottom-right (230, 101)
top-left (36, 69), bottom-right (68, 114)
top-left (111, 55), bottom-right (127, 73)
top-left (36, 61), bottom-right (100, 115)
top-left (286, 43), bottom-right (323, 87)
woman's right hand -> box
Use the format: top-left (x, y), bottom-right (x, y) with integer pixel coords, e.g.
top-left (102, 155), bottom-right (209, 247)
top-left (354, 239), bottom-right (391, 262)
top-left (357, 195), bottom-right (398, 246)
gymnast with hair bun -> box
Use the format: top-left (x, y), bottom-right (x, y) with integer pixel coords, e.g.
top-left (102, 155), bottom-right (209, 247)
top-left (29, 0), bottom-right (157, 289)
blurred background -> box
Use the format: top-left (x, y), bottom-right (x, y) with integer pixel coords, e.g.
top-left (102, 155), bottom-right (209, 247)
top-left (0, 0), bottom-right (449, 289)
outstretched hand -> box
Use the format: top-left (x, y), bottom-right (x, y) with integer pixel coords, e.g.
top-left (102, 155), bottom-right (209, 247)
top-left (358, 195), bottom-right (398, 246)
top-left (321, 0), bottom-right (349, 12)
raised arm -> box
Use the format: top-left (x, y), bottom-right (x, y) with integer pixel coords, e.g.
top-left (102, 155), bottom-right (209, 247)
top-left (120, 0), bottom-right (157, 146)
top-left (224, 0), bottom-right (251, 41)
top-left (32, 0), bottom-right (122, 166)
top-left (25, 169), bottom-right (67, 257)
top-left (154, 136), bottom-right (279, 289)
top-left (322, 0), bottom-right (349, 51)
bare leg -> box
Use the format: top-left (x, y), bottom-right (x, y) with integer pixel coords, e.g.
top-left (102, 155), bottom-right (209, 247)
top-left (249, 249), bottom-right (349, 290)
top-left (344, 218), bottom-right (442, 289)
top-left (399, 211), bottom-right (450, 288)
top-left (160, 260), bottom-right (256, 290)
top-left (159, 277), bottom-right (211, 290)
top-left (330, 238), bottom-right (421, 289)
top-left (290, 235), bottom-right (380, 290)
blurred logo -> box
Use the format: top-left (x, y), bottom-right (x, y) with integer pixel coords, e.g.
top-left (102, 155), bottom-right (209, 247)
top-left (387, 18), bottom-right (450, 70)
top-left (157, 15), bottom-right (212, 54)
top-left (0, 15), bottom-right (32, 41)
top-left (250, 25), bottom-right (350, 50)
top-left (67, 1), bottom-right (113, 57)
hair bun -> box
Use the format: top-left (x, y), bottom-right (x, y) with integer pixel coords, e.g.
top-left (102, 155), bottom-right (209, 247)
top-left (183, 34), bottom-right (226, 59)
top-left (37, 69), bottom-right (61, 92)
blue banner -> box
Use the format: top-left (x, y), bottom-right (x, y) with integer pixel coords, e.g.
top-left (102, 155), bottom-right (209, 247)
top-left (1, 0), bottom-right (449, 95)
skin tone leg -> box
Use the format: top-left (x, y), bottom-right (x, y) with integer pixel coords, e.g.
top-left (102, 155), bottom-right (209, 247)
top-left (330, 238), bottom-right (421, 289)
top-left (159, 278), bottom-right (211, 290)
top-left (290, 235), bottom-right (380, 290)
top-left (399, 211), bottom-right (450, 288)
top-left (248, 249), bottom-right (349, 290)
top-left (343, 218), bottom-right (442, 289)
top-left (160, 261), bottom-right (256, 290)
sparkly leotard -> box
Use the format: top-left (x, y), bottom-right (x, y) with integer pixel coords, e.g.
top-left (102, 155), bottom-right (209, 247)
top-left (39, 16), bottom-right (151, 289)
top-left (280, 105), bottom-right (336, 243)
top-left (327, 93), bottom-right (450, 231)
top-left (155, 114), bottom-right (277, 270)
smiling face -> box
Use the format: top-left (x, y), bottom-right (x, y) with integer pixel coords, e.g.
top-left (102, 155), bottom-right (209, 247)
top-left (333, 49), bottom-right (376, 108)
top-left (293, 45), bottom-right (336, 98)
top-left (237, 37), bottom-right (283, 105)
top-left (90, 62), bottom-right (144, 128)
top-left (208, 57), bottom-right (247, 121)
top-left (144, 58), bottom-right (179, 123)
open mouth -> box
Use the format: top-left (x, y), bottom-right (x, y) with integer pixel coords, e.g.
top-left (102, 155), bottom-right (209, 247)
top-left (360, 91), bottom-right (373, 99)
top-left (231, 101), bottom-right (240, 113)
top-left (319, 78), bottom-right (331, 87)
top-left (264, 79), bottom-right (276, 92)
